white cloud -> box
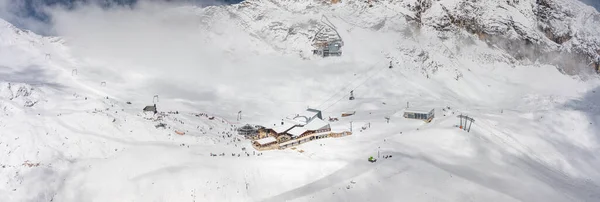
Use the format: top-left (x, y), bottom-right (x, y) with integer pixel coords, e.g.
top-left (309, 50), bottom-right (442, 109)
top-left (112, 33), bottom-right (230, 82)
top-left (46, 0), bottom-right (249, 79)
top-left (1, 0), bottom-right (351, 116)
top-left (0, 0), bottom-right (229, 34)
top-left (0, 0), bottom-right (53, 34)
top-left (38, 0), bottom-right (315, 114)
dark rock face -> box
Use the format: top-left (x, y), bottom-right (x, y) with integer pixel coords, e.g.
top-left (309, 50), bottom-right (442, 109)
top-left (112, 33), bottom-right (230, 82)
top-left (412, 0), bottom-right (600, 74)
top-left (536, 0), bottom-right (573, 45)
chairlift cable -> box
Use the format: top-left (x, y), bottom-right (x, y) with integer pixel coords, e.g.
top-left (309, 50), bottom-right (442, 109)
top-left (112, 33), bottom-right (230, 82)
top-left (317, 60), bottom-right (386, 109)
top-left (323, 65), bottom-right (388, 110)
top-left (317, 60), bottom-right (385, 107)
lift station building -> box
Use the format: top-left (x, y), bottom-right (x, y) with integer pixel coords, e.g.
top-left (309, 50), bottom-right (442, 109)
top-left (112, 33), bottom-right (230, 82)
top-left (312, 15), bottom-right (344, 57)
top-left (403, 108), bottom-right (435, 122)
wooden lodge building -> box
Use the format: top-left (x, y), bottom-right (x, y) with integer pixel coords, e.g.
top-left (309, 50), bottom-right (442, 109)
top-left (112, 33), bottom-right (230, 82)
top-left (252, 108), bottom-right (351, 150)
top-left (253, 137), bottom-right (278, 150)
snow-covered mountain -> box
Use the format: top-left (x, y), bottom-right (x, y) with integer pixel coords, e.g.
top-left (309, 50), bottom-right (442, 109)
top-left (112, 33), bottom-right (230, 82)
top-left (211, 0), bottom-right (600, 73)
top-left (1, 0), bottom-right (600, 202)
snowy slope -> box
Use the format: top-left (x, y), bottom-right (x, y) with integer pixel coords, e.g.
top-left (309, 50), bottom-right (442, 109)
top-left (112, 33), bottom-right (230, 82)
top-left (1, 0), bottom-right (600, 202)
top-left (220, 0), bottom-right (600, 73)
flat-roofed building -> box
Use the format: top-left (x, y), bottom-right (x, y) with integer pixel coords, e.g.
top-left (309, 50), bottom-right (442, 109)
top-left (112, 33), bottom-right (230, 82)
top-left (403, 108), bottom-right (435, 122)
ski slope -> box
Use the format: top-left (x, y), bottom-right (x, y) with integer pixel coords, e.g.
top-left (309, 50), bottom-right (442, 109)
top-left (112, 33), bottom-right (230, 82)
top-left (1, 1), bottom-right (600, 202)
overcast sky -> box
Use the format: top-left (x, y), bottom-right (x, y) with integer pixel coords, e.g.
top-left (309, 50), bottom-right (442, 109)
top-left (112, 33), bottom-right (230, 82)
top-left (0, 0), bottom-right (242, 34)
top-left (581, 0), bottom-right (600, 10)
top-left (0, 0), bottom-right (599, 35)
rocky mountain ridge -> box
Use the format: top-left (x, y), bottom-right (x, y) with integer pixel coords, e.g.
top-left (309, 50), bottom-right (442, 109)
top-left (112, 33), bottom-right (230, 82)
top-left (219, 0), bottom-right (600, 74)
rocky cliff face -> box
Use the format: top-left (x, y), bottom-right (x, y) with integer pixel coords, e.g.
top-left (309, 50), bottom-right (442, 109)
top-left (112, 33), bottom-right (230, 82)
top-left (221, 0), bottom-right (600, 74)
top-left (414, 0), bottom-right (600, 74)
top-left (4, 0), bottom-right (600, 74)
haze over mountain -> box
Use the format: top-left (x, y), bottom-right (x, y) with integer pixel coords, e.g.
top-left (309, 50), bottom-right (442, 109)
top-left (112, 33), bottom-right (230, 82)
top-left (1, 0), bottom-right (600, 201)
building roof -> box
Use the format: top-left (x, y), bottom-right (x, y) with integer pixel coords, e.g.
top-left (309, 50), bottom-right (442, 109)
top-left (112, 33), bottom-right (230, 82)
top-left (143, 105), bottom-right (156, 111)
top-left (404, 108), bottom-right (434, 114)
top-left (304, 118), bottom-right (329, 130)
top-left (287, 127), bottom-right (306, 137)
top-left (255, 137), bottom-right (277, 145)
top-left (291, 116), bottom-right (310, 125)
top-left (239, 124), bottom-right (255, 131)
top-left (272, 121), bottom-right (296, 134)
top-left (268, 109), bottom-right (324, 134)
top-left (287, 118), bottom-right (330, 137)
top-left (238, 125), bottom-right (257, 135)
top-left (300, 108), bottom-right (320, 118)
top-left (291, 109), bottom-right (321, 124)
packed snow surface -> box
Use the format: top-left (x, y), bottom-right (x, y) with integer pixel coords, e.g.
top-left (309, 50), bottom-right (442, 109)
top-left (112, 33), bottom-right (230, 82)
top-left (1, 0), bottom-right (600, 202)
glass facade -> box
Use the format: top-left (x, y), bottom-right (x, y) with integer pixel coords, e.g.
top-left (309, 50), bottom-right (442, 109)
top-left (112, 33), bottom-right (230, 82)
top-left (405, 111), bottom-right (433, 120)
top-left (329, 43), bottom-right (341, 52)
